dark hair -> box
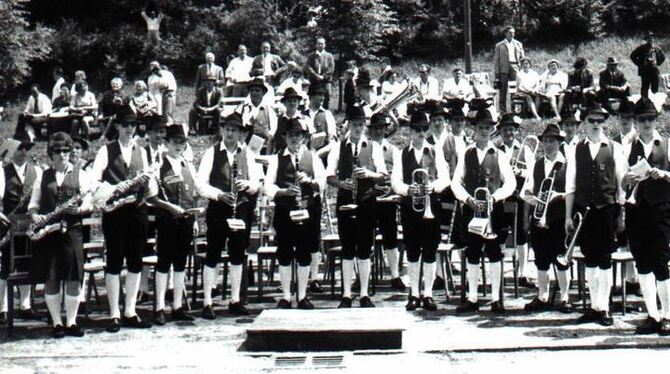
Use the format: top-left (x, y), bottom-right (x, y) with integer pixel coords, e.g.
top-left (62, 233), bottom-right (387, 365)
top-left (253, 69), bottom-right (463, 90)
top-left (503, 25), bottom-right (515, 33)
top-left (53, 67), bottom-right (64, 76)
top-left (47, 132), bottom-right (73, 158)
top-left (75, 82), bottom-right (86, 93)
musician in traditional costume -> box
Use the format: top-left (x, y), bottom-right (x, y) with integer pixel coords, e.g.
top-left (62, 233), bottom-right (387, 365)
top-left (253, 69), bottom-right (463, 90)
top-left (452, 109), bottom-right (516, 314)
top-left (392, 111), bottom-right (451, 311)
top-left (521, 124), bottom-right (572, 313)
top-left (146, 125), bottom-right (198, 324)
top-left (265, 118), bottom-right (326, 309)
top-left (559, 110), bottom-right (580, 156)
top-left (89, 107), bottom-right (153, 332)
top-left (326, 104), bottom-right (387, 308)
top-left (236, 77), bottom-right (278, 153)
top-left (303, 85), bottom-right (337, 163)
top-left (273, 87), bottom-right (312, 154)
top-left (28, 132), bottom-right (92, 338)
top-left (196, 113), bottom-right (262, 317)
top-left (564, 104), bottom-right (626, 326)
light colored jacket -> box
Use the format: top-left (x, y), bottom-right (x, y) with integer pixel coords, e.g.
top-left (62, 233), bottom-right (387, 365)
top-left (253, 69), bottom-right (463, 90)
top-left (493, 39), bottom-right (525, 77)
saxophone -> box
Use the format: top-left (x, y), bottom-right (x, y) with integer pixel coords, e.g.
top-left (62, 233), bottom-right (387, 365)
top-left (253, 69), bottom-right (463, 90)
top-left (27, 191), bottom-right (89, 241)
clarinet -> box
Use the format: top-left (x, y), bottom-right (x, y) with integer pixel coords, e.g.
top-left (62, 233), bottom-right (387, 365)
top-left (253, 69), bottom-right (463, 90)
top-left (227, 147), bottom-right (246, 231)
top-left (351, 143), bottom-right (359, 204)
top-left (295, 154), bottom-right (302, 210)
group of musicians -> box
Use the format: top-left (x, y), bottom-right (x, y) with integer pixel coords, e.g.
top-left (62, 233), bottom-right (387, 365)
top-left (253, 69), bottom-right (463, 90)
top-left (2, 74), bottom-right (670, 339)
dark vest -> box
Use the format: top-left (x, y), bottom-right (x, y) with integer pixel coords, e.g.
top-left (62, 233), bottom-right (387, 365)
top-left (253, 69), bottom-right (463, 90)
top-left (499, 142), bottom-right (526, 193)
top-left (38, 167), bottom-right (81, 226)
top-left (145, 145), bottom-right (161, 165)
top-left (303, 108), bottom-right (329, 136)
top-left (2, 163), bottom-right (37, 214)
top-left (628, 137), bottom-right (670, 205)
top-left (463, 147), bottom-right (502, 195)
top-left (400, 145), bottom-right (439, 208)
top-left (158, 156), bottom-right (196, 210)
top-left (208, 143), bottom-right (251, 206)
top-left (574, 140), bottom-right (616, 209)
top-left (336, 139), bottom-right (376, 205)
top-left (102, 142), bottom-right (145, 198)
top-left (531, 159), bottom-right (566, 224)
top-left (274, 149), bottom-right (319, 209)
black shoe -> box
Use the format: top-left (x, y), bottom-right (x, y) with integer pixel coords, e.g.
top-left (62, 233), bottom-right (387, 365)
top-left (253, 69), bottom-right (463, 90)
top-left (636, 316), bottom-right (662, 334)
top-left (309, 280), bottom-right (324, 294)
top-left (491, 300), bottom-right (506, 314)
top-left (405, 296), bottom-right (421, 311)
top-left (423, 297), bottom-right (437, 311)
top-left (524, 298), bottom-right (549, 312)
top-left (338, 297), bottom-right (352, 308)
top-left (0, 312), bottom-right (7, 325)
top-left (576, 308), bottom-right (600, 324)
top-left (172, 308), bottom-right (194, 322)
top-left (18, 308), bottom-right (39, 320)
top-left (106, 318), bottom-right (121, 333)
top-left (359, 296), bottom-right (375, 308)
top-left (390, 277), bottom-right (406, 291)
top-left (456, 300), bottom-right (479, 314)
top-left (122, 315), bottom-right (152, 328)
top-left (352, 279), bottom-right (360, 292)
top-left (558, 301), bottom-right (574, 314)
top-left (202, 305), bottom-right (217, 319)
top-left (432, 277), bottom-right (446, 291)
top-left (518, 277), bottom-right (535, 289)
top-left (277, 299), bottom-right (292, 309)
top-left (598, 311), bottom-right (614, 326)
top-left (154, 310), bottom-right (166, 326)
top-left (659, 319), bottom-right (670, 336)
top-left (53, 324), bottom-right (66, 339)
top-left (298, 298), bottom-right (315, 310)
top-left (228, 302), bottom-right (250, 315)
top-left (65, 324), bottom-right (85, 337)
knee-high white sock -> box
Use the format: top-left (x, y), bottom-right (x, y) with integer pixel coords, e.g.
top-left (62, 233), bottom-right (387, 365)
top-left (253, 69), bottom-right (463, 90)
top-left (230, 264), bottom-right (243, 303)
top-left (490, 261), bottom-right (502, 302)
top-left (342, 260), bottom-right (354, 298)
top-left (202, 265), bottom-right (216, 307)
top-left (557, 269), bottom-right (571, 302)
top-left (79, 275), bottom-right (87, 303)
top-left (537, 270), bottom-right (550, 302)
top-left (408, 261), bottom-right (420, 297)
top-left (517, 244), bottom-right (528, 278)
top-left (387, 248), bottom-right (400, 279)
top-left (45, 292), bottom-right (62, 327)
top-left (0, 279), bottom-right (7, 313)
top-left (423, 262), bottom-right (436, 298)
top-left (309, 252), bottom-right (320, 281)
top-left (279, 265), bottom-right (292, 301)
top-left (214, 264), bottom-right (222, 290)
top-left (18, 285), bottom-right (31, 310)
top-left (106, 274), bottom-right (121, 319)
top-left (657, 279), bottom-right (670, 319)
top-left (140, 266), bottom-right (151, 293)
top-left (598, 267), bottom-right (613, 312)
top-left (358, 258), bottom-right (371, 297)
top-left (467, 262), bottom-right (480, 303)
top-left (173, 271), bottom-right (185, 310)
top-left (124, 272), bottom-right (141, 318)
top-left (639, 273), bottom-right (660, 321)
top-left (585, 267), bottom-right (600, 311)
top-left (155, 272), bottom-right (168, 311)
top-left (168, 267), bottom-right (174, 290)
top-left (436, 254), bottom-right (446, 280)
top-left (65, 293), bottom-right (81, 327)
top-left (297, 266), bottom-right (310, 301)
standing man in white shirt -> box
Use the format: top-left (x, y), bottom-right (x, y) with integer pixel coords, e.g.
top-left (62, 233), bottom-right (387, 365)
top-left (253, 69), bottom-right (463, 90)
top-left (493, 26), bottom-right (525, 114)
top-left (251, 41), bottom-right (288, 87)
top-left (225, 44), bottom-right (254, 97)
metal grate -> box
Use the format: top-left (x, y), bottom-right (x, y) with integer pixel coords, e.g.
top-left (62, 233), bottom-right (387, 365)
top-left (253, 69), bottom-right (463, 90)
top-left (274, 356), bottom-right (306, 367)
top-left (312, 355), bottom-right (344, 367)
top-left (271, 355), bottom-right (346, 369)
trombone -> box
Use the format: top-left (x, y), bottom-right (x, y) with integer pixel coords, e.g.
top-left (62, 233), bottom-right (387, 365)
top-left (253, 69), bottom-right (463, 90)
top-left (557, 207), bottom-right (590, 266)
top-left (512, 136), bottom-right (539, 176)
top-left (533, 170), bottom-right (556, 229)
top-left (411, 169), bottom-right (435, 220)
top-left (467, 187), bottom-right (497, 240)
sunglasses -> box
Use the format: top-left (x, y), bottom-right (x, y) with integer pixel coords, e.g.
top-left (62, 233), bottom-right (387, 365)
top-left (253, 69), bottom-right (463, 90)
top-left (17, 145), bottom-right (33, 151)
top-left (53, 148), bottom-right (71, 155)
top-left (586, 118), bottom-right (606, 124)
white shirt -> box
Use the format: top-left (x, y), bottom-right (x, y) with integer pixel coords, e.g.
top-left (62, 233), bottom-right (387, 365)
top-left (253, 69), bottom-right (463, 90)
top-left (413, 76), bottom-right (440, 100)
top-left (305, 106), bottom-right (336, 136)
top-left (451, 142), bottom-right (517, 203)
top-left (24, 93), bottom-right (52, 115)
top-left (196, 142), bottom-right (263, 201)
top-left (441, 77), bottom-right (473, 98)
top-left (276, 77), bottom-right (308, 97)
top-left (452, 131), bottom-right (468, 158)
top-left (89, 141), bottom-right (149, 185)
top-left (70, 91), bottom-right (97, 109)
top-left (225, 55), bottom-right (254, 84)
top-left (618, 127), bottom-right (637, 157)
top-left (564, 136), bottom-right (626, 204)
top-left (540, 70), bottom-right (569, 96)
top-left (391, 141), bottom-right (451, 196)
top-left (28, 163), bottom-right (92, 212)
top-left (521, 152), bottom-right (566, 198)
top-left (262, 54), bottom-right (274, 76)
top-left (500, 140), bottom-right (536, 179)
top-left (264, 146), bottom-right (327, 200)
top-left (236, 102), bottom-right (278, 137)
top-left (52, 77), bottom-right (65, 101)
top-left (506, 39), bottom-right (517, 62)
top-left (325, 135), bottom-right (387, 178)
top-left (516, 69), bottom-right (540, 93)
top-left (381, 81), bottom-right (403, 101)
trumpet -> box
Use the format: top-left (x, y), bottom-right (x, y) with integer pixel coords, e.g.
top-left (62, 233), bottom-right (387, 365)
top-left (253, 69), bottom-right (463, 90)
top-left (467, 187), bottom-right (497, 240)
top-left (339, 142), bottom-right (365, 212)
top-left (290, 154), bottom-right (310, 223)
top-left (533, 170), bottom-right (556, 228)
top-left (226, 148), bottom-right (246, 231)
top-left (512, 136), bottom-right (539, 176)
top-left (557, 207), bottom-right (590, 266)
top-left (411, 169), bottom-right (435, 220)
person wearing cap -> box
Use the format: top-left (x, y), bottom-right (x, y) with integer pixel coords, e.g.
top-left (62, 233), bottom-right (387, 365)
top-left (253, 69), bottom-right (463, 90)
top-left (442, 67), bottom-right (474, 104)
top-left (304, 37), bottom-right (335, 108)
top-left (539, 59), bottom-right (568, 120)
top-left (251, 41), bottom-right (288, 87)
top-left (598, 57), bottom-right (630, 113)
top-left (451, 108), bottom-right (517, 314)
top-left (17, 84), bottom-right (52, 141)
top-left (631, 31), bottom-right (666, 98)
top-left (496, 113), bottom-right (536, 288)
top-left (412, 64), bottom-right (440, 101)
top-left (304, 84), bottom-right (337, 152)
top-left (195, 52), bottom-right (224, 93)
top-left (448, 104), bottom-right (470, 157)
top-left (27, 132), bottom-right (92, 338)
top-left (516, 58), bottom-right (542, 120)
top-left (564, 103), bottom-right (626, 327)
top-left (89, 106), bottom-right (153, 332)
top-left (264, 118), bottom-right (326, 309)
top-left (564, 57), bottom-right (597, 110)
top-left (225, 44), bottom-right (254, 97)
top-left (392, 112), bottom-right (451, 311)
top-left (189, 74), bottom-right (223, 135)
top-left (236, 77), bottom-right (278, 148)
top-left (521, 124), bottom-right (572, 313)
top-left (559, 110), bottom-right (580, 155)
top-left (145, 125), bottom-right (198, 325)
top-left (0, 132), bottom-right (43, 325)
top-left (355, 69), bottom-right (382, 118)
top-left (196, 113), bottom-right (263, 318)
top-left (273, 87), bottom-right (312, 153)
top-left (493, 26), bottom-right (525, 113)
top-left (276, 63), bottom-right (308, 98)
top-left (619, 97), bottom-right (670, 335)
top-left (326, 104), bottom-right (387, 308)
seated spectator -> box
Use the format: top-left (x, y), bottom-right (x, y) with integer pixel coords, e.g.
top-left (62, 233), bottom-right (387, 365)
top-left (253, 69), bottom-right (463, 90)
top-left (515, 57), bottom-right (542, 119)
top-left (17, 84), bottom-right (51, 140)
top-left (70, 70), bottom-right (87, 95)
top-left (225, 44), bottom-right (254, 97)
top-left (412, 64), bottom-right (440, 101)
top-left (128, 80), bottom-right (158, 118)
top-left (48, 83), bottom-right (73, 135)
top-left (188, 74), bottom-right (222, 135)
top-left (69, 81), bottom-right (97, 138)
top-left (564, 57), bottom-right (597, 110)
top-left (99, 77), bottom-right (126, 140)
top-left (442, 67), bottom-right (474, 103)
top-left (276, 64), bottom-right (309, 100)
top-left (598, 57), bottom-right (630, 113)
top-left (381, 69), bottom-right (403, 103)
top-left (538, 59), bottom-right (568, 120)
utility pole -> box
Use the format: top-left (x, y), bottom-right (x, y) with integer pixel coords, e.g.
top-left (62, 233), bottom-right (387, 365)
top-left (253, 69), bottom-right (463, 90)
top-left (464, 0), bottom-right (473, 73)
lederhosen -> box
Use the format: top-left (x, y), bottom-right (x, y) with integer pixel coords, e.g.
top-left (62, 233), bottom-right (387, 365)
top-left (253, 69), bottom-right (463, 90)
top-left (372, 141), bottom-right (398, 251)
top-left (0, 164), bottom-right (37, 279)
top-left (498, 143), bottom-right (528, 246)
top-left (399, 146), bottom-right (441, 263)
top-left (31, 167), bottom-right (84, 282)
top-left (462, 147), bottom-right (507, 265)
top-left (336, 140), bottom-right (377, 260)
top-left (625, 138), bottom-right (670, 280)
top-left (573, 140), bottom-right (619, 269)
top-left (101, 142), bottom-right (149, 275)
top-left (529, 159), bottom-right (569, 271)
top-left (205, 144), bottom-right (256, 268)
top-left (155, 156), bottom-right (196, 273)
top-left (273, 149), bottom-right (322, 267)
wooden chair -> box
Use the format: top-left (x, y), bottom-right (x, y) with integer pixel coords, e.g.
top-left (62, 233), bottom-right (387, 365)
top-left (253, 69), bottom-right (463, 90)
top-left (81, 216), bottom-right (106, 319)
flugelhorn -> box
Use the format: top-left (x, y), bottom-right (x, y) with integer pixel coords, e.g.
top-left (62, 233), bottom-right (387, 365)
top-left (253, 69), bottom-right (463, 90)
top-left (411, 169), bottom-right (434, 220)
top-left (557, 207), bottom-right (590, 266)
top-left (467, 187), bottom-right (497, 240)
top-left (533, 170), bottom-right (556, 228)
top-left (512, 136), bottom-right (539, 175)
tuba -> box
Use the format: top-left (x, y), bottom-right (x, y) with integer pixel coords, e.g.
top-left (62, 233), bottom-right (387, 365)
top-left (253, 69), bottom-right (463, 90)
top-left (557, 207), bottom-right (590, 266)
top-left (533, 170), bottom-right (556, 229)
top-left (467, 187), bottom-right (497, 240)
top-left (411, 169), bottom-right (435, 220)
top-left (372, 79), bottom-right (422, 116)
